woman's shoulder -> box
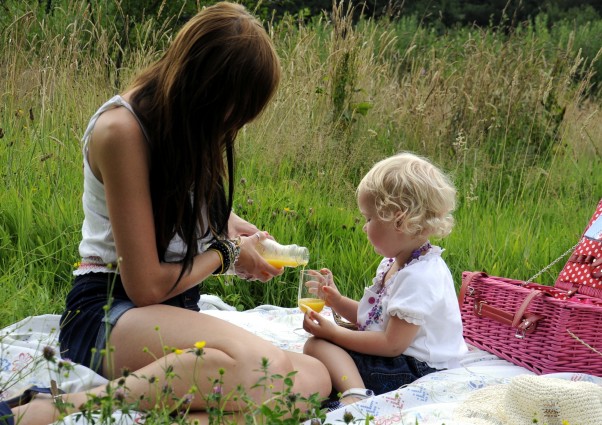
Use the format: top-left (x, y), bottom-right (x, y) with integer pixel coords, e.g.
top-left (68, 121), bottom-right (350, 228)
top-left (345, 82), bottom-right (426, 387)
top-left (87, 98), bottom-right (149, 179)
top-left (93, 105), bottom-right (143, 146)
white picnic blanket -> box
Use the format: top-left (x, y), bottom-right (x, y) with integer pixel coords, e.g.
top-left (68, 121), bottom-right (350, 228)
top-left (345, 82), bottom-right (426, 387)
top-left (0, 295), bottom-right (600, 424)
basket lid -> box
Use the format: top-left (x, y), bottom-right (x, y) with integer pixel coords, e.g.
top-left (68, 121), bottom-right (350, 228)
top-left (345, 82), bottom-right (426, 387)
top-left (555, 198), bottom-right (602, 299)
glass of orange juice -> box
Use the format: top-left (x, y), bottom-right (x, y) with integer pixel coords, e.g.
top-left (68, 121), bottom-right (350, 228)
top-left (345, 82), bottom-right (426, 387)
top-left (298, 270), bottom-right (325, 313)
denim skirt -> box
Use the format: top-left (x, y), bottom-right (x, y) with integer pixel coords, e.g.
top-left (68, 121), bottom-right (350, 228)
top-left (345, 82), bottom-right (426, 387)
top-left (347, 349), bottom-right (439, 395)
top-left (59, 273), bottom-right (200, 375)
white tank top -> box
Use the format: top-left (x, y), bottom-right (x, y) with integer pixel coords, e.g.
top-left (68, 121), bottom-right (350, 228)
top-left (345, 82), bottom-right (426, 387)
top-left (75, 95), bottom-right (211, 275)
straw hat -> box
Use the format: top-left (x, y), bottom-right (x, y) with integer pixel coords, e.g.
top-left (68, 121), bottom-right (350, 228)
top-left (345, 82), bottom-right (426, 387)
top-left (454, 374), bottom-right (602, 425)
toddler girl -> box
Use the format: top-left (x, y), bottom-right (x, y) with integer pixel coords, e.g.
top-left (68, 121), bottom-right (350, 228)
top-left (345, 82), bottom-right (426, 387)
top-left (303, 152), bottom-right (467, 408)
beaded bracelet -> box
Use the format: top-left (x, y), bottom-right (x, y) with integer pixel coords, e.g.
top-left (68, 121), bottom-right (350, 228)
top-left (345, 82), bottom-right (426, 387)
top-left (225, 237), bottom-right (242, 272)
top-left (208, 237), bottom-right (242, 275)
top-left (208, 240), bottom-right (232, 275)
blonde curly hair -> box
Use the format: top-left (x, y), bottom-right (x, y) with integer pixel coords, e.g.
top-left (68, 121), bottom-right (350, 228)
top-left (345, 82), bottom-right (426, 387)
top-left (357, 152), bottom-right (456, 239)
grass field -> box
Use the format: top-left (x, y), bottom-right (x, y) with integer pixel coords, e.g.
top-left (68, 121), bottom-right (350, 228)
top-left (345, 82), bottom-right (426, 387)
top-left (1, 1), bottom-right (601, 323)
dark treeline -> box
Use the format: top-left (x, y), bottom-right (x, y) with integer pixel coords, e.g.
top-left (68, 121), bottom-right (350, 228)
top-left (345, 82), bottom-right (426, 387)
top-left (2, 0), bottom-right (601, 93)
top-left (4, 0), bottom-right (601, 26)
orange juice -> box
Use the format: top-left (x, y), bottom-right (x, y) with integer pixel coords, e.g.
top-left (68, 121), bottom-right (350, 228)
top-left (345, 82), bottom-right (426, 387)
top-left (298, 298), bottom-right (325, 313)
top-left (265, 258), bottom-right (308, 268)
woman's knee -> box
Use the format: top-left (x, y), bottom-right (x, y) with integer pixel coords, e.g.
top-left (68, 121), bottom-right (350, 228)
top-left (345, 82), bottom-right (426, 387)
top-left (257, 345), bottom-right (291, 375)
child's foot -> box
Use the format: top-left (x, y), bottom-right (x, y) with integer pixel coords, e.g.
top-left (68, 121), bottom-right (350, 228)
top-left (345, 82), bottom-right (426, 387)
top-left (324, 388), bottom-right (375, 411)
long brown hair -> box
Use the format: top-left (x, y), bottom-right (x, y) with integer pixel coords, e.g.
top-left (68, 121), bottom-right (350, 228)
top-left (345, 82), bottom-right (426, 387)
top-left (128, 2), bottom-right (280, 279)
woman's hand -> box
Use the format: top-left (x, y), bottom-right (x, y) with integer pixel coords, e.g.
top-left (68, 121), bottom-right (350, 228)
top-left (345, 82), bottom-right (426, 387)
top-left (233, 232), bottom-right (282, 282)
top-left (228, 212), bottom-right (259, 237)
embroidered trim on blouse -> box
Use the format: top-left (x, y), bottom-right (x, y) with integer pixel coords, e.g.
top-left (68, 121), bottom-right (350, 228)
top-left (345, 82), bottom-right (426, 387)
top-left (357, 241), bottom-right (434, 330)
top-left (73, 256), bottom-right (118, 275)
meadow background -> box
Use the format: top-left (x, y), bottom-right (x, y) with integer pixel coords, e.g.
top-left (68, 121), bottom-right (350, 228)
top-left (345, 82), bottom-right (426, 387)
top-left (1, 0), bottom-right (601, 326)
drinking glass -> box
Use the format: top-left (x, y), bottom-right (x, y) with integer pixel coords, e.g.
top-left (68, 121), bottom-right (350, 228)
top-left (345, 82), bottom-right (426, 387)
top-left (298, 270), bottom-right (325, 313)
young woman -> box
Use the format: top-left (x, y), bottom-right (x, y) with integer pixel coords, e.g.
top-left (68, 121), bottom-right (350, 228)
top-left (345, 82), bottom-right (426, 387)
top-left (1, 3), bottom-right (330, 423)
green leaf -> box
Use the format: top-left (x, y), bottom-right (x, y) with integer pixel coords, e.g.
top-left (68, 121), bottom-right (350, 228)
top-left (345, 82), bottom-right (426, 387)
top-left (351, 102), bottom-right (373, 116)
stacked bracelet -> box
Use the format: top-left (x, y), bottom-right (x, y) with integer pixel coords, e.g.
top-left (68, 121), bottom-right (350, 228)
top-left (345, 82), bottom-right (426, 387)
top-left (226, 237), bottom-right (242, 272)
top-left (209, 240), bottom-right (232, 275)
top-left (208, 237), bottom-right (242, 275)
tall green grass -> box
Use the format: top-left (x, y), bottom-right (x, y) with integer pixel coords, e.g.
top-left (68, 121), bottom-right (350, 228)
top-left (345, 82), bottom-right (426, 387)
top-left (1, 1), bottom-right (601, 327)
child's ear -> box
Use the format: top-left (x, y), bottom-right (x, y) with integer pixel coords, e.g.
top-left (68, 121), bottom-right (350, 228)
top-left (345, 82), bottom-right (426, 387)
top-left (394, 212), bottom-right (405, 231)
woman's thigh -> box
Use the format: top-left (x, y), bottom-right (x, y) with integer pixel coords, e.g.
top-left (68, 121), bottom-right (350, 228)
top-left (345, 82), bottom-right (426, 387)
top-left (105, 305), bottom-right (287, 376)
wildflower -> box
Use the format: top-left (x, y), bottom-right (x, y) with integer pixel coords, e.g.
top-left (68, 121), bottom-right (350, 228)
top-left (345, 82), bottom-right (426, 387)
top-left (42, 346), bottom-right (56, 362)
top-left (73, 261), bottom-right (81, 268)
top-left (212, 385), bottom-right (222, 395)
top-left (247, 197), bottom-right (254, 205)
top-left (343, 411), bottom-right (355, 424)
top-left (283, 207), bottom-right (298, 217)
top-left (194, 341), bottom-right (206, 349)
top-left (173, 348), bottom-right (183, 355)
top-left (114, 388), bottom-right (126, 403)
top-left (453, 129), bottom-right (467, 151)
top-left (182, 393), bottom-right (194, 405)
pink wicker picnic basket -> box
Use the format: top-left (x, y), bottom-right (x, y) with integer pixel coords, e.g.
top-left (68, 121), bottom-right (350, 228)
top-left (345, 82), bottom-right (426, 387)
top-left (459, 198), bottom-right (602, 376)
top-left (459, 271), bottom-right (602, 376)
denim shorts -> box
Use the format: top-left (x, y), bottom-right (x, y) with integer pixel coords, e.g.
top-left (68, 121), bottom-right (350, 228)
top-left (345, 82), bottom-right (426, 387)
top-left (346, 349), bottom-right (439, 395)
top-left (59, 273), bottom-right (200, 375)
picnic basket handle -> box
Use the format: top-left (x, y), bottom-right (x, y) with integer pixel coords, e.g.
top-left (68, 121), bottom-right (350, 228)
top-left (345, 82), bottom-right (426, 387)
top-left (460, 271), bottom-right (545, 337)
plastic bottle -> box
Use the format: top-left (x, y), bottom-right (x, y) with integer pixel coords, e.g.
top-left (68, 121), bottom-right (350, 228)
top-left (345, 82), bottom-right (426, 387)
top-left (257, 239), bottom-right (309, 268)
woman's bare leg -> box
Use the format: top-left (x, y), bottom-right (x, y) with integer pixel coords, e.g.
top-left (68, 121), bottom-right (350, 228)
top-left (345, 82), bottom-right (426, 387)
top-left (103, 305), bottom-right (330, 410)
top-left (11, 306), bottom-right (330, 425)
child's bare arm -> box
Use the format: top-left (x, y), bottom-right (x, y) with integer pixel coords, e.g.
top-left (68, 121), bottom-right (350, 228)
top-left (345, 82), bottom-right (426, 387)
top-left (304, 313), bottom-right (419, 357)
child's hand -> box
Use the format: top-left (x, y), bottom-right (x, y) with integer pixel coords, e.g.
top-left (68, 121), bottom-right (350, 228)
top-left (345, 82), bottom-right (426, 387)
top-left (302, 310), bottom-right (337, 340)
top-left (317, 268), bottom-right (342, 307)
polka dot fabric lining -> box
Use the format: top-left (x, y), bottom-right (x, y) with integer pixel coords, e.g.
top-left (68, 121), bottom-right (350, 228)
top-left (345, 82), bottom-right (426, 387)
top-left (556, 199), bottom-right (602, 299)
